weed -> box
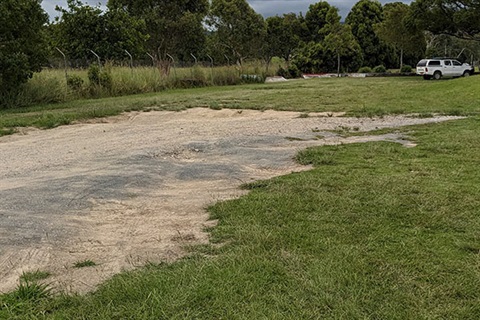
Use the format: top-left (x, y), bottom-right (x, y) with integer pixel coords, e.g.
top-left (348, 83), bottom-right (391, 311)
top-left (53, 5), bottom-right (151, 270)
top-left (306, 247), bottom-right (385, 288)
top-left (73, 260), bottom-right (96, 268)
top-left (20, 270), bottom-right (51, 283)
top-left (285, 136), bottom-right (306, 141)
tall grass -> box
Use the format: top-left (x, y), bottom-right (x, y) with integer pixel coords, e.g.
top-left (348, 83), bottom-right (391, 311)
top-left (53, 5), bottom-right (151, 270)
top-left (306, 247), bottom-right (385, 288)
top-left (1, 62), bottom-right (276, 109)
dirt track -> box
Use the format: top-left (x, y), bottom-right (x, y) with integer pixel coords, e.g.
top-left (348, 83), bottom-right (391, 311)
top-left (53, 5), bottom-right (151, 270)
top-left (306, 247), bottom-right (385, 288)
top-left (0, 108), bottom-right (462, 293)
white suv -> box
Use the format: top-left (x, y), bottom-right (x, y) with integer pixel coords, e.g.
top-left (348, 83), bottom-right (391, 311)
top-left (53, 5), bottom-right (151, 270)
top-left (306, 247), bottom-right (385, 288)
top-left (416, 58), bottom-right (474, 80)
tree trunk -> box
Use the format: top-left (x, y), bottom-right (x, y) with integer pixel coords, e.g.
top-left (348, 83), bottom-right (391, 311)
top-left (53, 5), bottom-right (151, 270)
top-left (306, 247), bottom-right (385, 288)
top-left (400, 48), bottom-right (403, 70)
top-left (337, 53), bottom-right (341, 77)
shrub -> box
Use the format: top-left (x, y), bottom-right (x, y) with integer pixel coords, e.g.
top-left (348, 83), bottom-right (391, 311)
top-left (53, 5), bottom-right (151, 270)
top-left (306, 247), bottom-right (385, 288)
top-left (88, 64), bottom-right (112, 90)
top-left (373, 65), bottom-right (387, 73)
top-left (99, 71), bottom-right (112, 90)
top-left (400, 65), bottom-right (413, 73)
top-left (88, 64), bottom-right (101, 85)
top-left (277, 65), bottom-right (301, 79)
top-left (358, 66), bottom-right (373, 73)
top-left (66, 75), bottom-right (84, 90)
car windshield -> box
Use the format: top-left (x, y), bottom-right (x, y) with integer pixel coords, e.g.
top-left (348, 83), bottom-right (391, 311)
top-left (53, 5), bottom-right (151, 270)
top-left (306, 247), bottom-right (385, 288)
top-left (417, 60), bottom-right (428, 67)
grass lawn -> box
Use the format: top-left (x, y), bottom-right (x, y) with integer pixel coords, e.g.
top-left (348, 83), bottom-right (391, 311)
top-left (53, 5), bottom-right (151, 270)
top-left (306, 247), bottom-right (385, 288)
top-left (1, 76), bottom-right (480, 319)
top-left (1, 76), bottom-right (480, 137)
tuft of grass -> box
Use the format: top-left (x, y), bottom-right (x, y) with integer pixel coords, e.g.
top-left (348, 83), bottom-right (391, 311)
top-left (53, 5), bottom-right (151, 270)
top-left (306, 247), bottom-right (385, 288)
top-left (20, 270), bottom-right (51, 283)
top-left (0, 281), bottom-right (52, 318)
top-left (73, 260), bottom-right (97, 268)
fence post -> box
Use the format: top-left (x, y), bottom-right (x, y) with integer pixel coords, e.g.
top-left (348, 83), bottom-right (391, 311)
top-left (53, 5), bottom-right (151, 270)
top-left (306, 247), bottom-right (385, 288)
top-left (207, 54), bottom-right (214, 84)
top-left (55, 47), bottom-right (68, 81)
top-left (125, 50), bottom-right (133, 72)
top-left (166, 53), bottom-right (177, 79)
top-left (89, 50), bottom-right (101, 69)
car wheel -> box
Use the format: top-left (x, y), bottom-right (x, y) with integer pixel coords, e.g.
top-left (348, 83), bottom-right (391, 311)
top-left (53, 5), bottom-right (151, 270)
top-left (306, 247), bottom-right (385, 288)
top-left (423, 75), bottom-right (431, 80)
top-left (433, 71), bottom-right (442, 80)
top-left (463, 71), bottom-right (471, 77)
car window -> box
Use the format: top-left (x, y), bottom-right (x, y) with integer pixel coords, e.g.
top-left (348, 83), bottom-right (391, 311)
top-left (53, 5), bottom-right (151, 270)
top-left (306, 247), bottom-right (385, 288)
top-left (417, 60), bottom-right (427, 67)
top-left (428, 60), bottom-right (441, 66)
top-left (452, 60), bottom-right (462, 66)
top-left (444, 60), bottom-right (451, 66)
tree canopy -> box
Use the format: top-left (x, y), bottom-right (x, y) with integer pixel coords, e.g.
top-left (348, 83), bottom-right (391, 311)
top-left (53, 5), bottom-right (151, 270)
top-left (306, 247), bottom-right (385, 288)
top-left (410, 0), bottom-right (480, 41)
top-left (108, 0), bottom-right (208, 60)
top-left (53, 0), bottom-right (148, 61)
top-left (304, 1), bottom-right (333, 42)
top-left (346, 0), bottom-right (395, 67)
top-left (323, 7), bottom-right (362, 75)
top-left (0, 0), bottom-right (48, 95)
top-left (209, 0), bottom-right (266, 64)
top-left (375, 2), bottom-right (425, 68)
top-left (264, 14), bottom-right (303, 63)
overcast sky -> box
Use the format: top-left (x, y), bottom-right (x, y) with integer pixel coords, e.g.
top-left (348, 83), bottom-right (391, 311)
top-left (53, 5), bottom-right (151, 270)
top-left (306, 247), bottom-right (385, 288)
top-left (42, 0), bottom-right (413, 20)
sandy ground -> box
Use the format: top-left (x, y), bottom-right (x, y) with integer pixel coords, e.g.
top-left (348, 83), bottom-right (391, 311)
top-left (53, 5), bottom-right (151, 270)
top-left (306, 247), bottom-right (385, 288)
top-left (0, 108), bottom-right (462, 294)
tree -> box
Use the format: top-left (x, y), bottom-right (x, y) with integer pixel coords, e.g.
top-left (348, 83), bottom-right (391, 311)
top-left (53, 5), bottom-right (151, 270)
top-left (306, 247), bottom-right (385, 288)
top-left (209, 0), bottom-right (266, 64)
top-left (108, 0), bottom-right (208, 62)
top-left (322, 7), bottom-right (362, 76)
top-left (410, 0), bottom-right (480, 41)
top-left (304, 1), bottom-right (333, 42)
top-left (0, 0), bottom-right (48, 99)
top-left (375, 2), bottom-right (426, 69)
top-left (53, 0), bottom-right (147, 61)
top-left (346, 0), bottom-right (395, 68)
top-left (263, 13), bottom-right (303, 67)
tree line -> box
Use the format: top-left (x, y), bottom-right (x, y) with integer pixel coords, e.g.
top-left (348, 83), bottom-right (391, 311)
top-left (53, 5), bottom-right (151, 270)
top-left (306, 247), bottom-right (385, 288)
top-left (2, 0), bottom-right (480, 96)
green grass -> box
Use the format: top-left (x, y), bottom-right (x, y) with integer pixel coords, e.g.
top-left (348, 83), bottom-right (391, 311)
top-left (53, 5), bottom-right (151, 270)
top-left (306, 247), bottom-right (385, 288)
top-left (1, 77), bottom-right (480, 318)
top-left (2, 117), bottom-right (480, 318)
top-left (73, 260), bottom-right (97, 269)
top-left (19, 270), bottom-right (51, 283)
top-left (1, 76), bottom-right (480, 136)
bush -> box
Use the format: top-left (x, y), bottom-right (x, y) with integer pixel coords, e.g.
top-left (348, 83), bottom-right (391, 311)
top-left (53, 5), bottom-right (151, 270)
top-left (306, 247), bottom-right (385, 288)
top-left (358, 66), bottom-right (373, 73)
top-left (99, 71), bottom-right (112, 90)
top-left (66, 75), bottom-right (84, 91)
top-left (277, 65), bottom-right (301, 79)
top-left (88, 64), bottom-right (101, 85)
top-left (88, 64), bottom-right (112, 90)
top-left (373, 65), bottom-right (387, 73)
top-left (400, 65), bottom-right (413, 73)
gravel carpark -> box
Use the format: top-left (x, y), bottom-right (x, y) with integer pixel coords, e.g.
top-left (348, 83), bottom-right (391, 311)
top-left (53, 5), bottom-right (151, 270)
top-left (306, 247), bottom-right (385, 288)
top-left (0, 108), bottom-right (462, 293)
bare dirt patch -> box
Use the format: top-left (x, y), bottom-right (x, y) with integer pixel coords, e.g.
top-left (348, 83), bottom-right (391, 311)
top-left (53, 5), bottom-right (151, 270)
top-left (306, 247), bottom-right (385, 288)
top-left (0, 108), bottom-right (462, 293)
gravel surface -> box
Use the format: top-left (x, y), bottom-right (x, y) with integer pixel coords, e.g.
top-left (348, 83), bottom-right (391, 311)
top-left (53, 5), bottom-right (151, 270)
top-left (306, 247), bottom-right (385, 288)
top-left (0, 108), bottom-right (463, 293)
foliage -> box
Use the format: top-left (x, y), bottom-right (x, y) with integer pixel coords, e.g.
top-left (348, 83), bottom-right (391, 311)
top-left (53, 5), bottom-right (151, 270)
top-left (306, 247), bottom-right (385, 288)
top-left (209, 0), bottom-right (267, 64)
top-left (410, 0), bottom-right (480, 41)
top-left (292, 42), bottom-right (327, 73)
top-left (263, 14), bottom-right (303, 64)
top-left (67, 75), bottom-right (84, 91)
top-left (0, 0), bottom-right (48, 107)
top-left (373, 65), bottom-right (387, 73)
top-left (322, 7), bottom-right (362, 75)
top-left (108, 0), bottom-right (208, 61)
top-left (375, 2), bottom-right (426, 68)
top-left (346, 0), bottom-right (396, 68)
top-left (400, 65), bottom-right (413, 73)
top-left (358, 66), bottom-right (373, 73)
top-left (52, 0), bottom-right (148, 61)
top-left (277, 65), bottom-right (301, 79)
top-left (304, 1), bottom-right (333, 42)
